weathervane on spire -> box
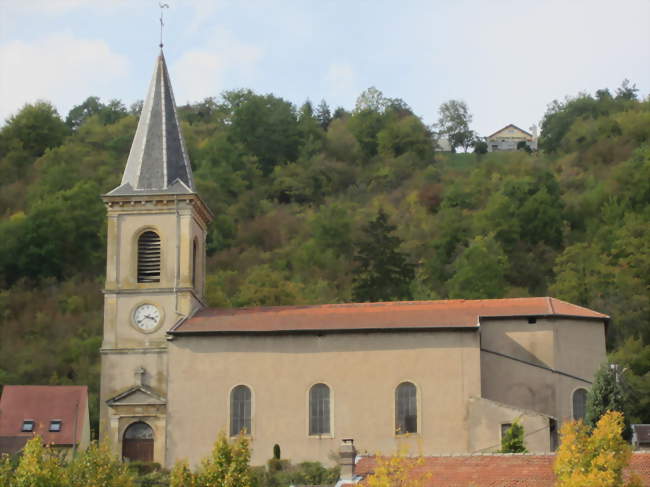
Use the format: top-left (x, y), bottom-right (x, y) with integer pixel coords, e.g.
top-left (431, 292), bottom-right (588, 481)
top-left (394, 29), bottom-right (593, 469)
top-left (159, 2), bottom-right (169, 49)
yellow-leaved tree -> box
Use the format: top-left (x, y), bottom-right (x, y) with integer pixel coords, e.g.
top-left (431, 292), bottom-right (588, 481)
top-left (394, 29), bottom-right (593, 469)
top-left (554, 410), bottom-right (641, 487)
top-left (194, 432), bottom-right (251, 487)
top-left (365, 448), bottom-right (431, 487)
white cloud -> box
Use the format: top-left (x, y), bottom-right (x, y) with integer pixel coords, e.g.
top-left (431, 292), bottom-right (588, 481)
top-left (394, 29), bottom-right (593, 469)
top-left (326, 62), bottom-right (357, 100)
top-left (171, 28), bottom-right (262, 103)
top-left (0, 32), bottom-right (129, 122)
top-left (1, 0), bottom-right (129, 14)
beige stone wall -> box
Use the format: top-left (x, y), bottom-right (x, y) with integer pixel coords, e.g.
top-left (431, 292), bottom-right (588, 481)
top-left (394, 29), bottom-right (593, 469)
top-left (480, 318), bottom-right (606, 422)
top-left (166, 331), bottom-right (481, 467)
top-left (467, 397), bottom-right (551, 453)
top-left (100, 195), bottom-right (209, 464)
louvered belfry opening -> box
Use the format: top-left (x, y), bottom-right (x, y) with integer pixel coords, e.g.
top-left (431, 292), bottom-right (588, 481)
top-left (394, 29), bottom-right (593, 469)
top-left (138, 231), bottom-right (161, 283)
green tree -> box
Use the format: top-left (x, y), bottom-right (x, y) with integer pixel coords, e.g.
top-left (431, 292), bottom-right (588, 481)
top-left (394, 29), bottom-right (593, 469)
top-left (377, 115), bottom-right (433, 159)
top-left (609, 338), bottom-right (650, 424)
top-left (446, 234), bottom-right (508, 299)
top-left (170, 459), bottom-right (196, 487)
top-left (11, 436), bottom-right (66, 487)
top-left (66, 441), bottom-right (135, 487)
top-left (436, 99), bottom-right (474, 152)
top-left (195, 432), bottom-right (251, 487)
top-left (228, 91), bottom-right (301, 175)
top-left (0, 101), bottom-right (69, 158)
top-left (500, 420), bottom-right (527, 453)
top-left (586, 364), bottom-right (628, 431)
top-left (315, 99), bottom-right (332, 130)
top-left (352, 209), bottom-right (415, 302)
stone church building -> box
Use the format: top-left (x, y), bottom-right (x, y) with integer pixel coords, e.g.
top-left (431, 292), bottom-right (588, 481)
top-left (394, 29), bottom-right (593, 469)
top-left (99, 51), bottom-right (608, 467)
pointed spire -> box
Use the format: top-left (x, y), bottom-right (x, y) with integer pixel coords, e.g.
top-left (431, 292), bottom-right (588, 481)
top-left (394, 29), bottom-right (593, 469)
top-left (116, 51), bottom-right (194, 194)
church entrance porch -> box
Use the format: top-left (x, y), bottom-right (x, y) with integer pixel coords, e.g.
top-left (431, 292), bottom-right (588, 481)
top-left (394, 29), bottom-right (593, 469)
top-left (122, 421), bottom-right (154, 462)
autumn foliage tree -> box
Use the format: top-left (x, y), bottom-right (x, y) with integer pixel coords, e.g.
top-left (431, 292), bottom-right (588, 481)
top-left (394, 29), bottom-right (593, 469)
top-left (554, 411), bottom-right (641, 487)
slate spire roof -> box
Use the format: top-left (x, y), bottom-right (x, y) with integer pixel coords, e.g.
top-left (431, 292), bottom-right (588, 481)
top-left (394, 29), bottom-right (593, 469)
top-left (109, 50), bottom-right (194, 195)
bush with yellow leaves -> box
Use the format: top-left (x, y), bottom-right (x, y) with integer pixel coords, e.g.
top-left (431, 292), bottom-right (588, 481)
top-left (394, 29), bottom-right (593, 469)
top-left (554, 410), bottom-right (641, 487)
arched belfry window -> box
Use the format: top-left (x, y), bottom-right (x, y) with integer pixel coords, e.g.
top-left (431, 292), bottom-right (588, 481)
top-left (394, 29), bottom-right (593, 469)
top-left (395, 382), bottom-right (417, 434)
top-left (138, 231), bottom-right (161, 283)
top-left (309, 383), bottom-right (330, 435)
top-left (230, 385), bottom-right (252, 436)
top-left (572, 388), bottom-right (588, 421)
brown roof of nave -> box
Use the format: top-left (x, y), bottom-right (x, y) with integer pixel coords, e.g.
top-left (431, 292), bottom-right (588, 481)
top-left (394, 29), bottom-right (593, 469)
top-left (0, 385), bottom-right (87, 449)
top-left (172, 297), bottom-right (608, 335)
top-left (345, 453), bottom-right (650, 487)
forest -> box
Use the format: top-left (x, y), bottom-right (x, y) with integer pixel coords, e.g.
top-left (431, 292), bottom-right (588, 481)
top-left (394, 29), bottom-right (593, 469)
top-left (0, 82), bottom-right (648, 433)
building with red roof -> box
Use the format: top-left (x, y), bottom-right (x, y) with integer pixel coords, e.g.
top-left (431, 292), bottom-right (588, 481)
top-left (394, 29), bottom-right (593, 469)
top-left (98, 49), bottom-right (609, 469)
top-left (0, 385), bottom-right (90, 458)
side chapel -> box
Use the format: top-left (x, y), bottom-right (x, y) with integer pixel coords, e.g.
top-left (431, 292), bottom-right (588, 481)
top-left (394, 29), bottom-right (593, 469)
top-left (99, 51), bottom-right (608, 467)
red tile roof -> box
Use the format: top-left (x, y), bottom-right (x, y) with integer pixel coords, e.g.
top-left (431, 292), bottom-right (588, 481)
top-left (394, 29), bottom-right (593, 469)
top-left (173, 297), bottom-right (607, 335)
top-left (348, 453), bottom-right (650, 487)
top-left (0, 385), bottom-right (87, 449)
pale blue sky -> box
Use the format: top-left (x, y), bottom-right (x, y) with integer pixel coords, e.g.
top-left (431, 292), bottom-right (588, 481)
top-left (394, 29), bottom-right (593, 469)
top-left (1, 0), bottom-right (649, 134)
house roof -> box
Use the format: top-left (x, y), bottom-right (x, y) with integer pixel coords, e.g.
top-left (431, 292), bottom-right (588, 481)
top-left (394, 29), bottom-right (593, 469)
top-left (487, 123), bottom-right (533, 139)
top-left (171, 297), bottom-right (608, 336)
top-left (109, 50), bottom-right (194, 196)
top-left (0, 385), bottom-right (87, 450)
top-left (345, 453), bottom-right (650, 487)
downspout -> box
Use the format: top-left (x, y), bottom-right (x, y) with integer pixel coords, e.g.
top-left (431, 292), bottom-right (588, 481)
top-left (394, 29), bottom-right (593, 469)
top-left (72, 399), bottom-right (79, 458)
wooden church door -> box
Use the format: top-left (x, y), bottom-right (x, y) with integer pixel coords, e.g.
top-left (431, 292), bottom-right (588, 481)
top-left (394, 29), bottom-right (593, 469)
top-left (122, 421), bottom-right (154, 462)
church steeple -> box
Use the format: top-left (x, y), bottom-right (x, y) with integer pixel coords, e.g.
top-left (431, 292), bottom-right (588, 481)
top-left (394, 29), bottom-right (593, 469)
top-left (110, 51), bottom-right (193, 195)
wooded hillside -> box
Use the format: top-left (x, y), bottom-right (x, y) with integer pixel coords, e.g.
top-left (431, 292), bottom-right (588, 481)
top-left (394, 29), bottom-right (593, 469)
top-left (0, 85), bottom-right (648, 431)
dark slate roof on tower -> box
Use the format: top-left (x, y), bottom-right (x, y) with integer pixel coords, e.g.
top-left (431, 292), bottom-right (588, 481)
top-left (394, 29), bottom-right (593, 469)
top-left (108, 51), bottom-right (194, 195)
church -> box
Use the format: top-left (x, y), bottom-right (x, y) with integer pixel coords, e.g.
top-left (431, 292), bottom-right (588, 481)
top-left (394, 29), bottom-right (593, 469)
top-left (99, 51), bottom-right (608, 468)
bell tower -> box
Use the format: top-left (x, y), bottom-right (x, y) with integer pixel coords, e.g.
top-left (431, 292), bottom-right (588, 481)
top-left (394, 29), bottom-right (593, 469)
top-left (99, 50), bottom-right (212, 465)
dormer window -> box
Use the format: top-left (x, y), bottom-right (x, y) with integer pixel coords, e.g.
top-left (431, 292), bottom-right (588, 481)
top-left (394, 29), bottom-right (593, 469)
top-left (138, 231), bottom-right (161, 283)
top-left (49, 420), bottom-right (62, 432)
top-left (21, 420), bottom-right (34, 432)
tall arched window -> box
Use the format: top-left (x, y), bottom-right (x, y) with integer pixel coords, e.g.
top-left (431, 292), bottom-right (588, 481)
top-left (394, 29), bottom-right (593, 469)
top-left (395, 382), bottom-right (417, 434)
top-left (309, 383), bottom-right (330, 435)
top-left (230, 385), bottom-right (251, 436)
top-left (122, 421), bottom-right (154, 462)
top-left (572, 388), bottom-right (588, 420)
top-left (138, 231), bottom-right (161, 283)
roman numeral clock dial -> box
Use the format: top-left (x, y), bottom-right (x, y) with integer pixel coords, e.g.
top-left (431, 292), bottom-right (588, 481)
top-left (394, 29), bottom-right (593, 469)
top-left (132, 304), bottom-right (162, 332)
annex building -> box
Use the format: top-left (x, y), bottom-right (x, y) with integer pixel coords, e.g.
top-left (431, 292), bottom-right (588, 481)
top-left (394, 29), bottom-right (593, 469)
top-left (99, 51), bottom-right (608, 468)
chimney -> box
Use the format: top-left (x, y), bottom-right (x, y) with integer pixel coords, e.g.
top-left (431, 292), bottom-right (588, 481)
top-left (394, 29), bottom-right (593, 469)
top-left (339, 438), bottom-right (357, 481)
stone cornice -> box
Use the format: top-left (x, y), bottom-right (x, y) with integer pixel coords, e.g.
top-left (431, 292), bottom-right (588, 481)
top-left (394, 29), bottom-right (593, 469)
top-left (102, 192), bottom-right (213, 226)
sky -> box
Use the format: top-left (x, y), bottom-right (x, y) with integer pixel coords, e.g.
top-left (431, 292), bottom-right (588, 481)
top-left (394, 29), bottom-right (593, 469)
top-left (1, 0), bottom-right (649, 135)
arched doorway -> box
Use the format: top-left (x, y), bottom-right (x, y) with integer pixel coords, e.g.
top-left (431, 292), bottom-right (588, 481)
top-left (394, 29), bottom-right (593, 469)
top-left (122, 421), bottom-right (154, 462)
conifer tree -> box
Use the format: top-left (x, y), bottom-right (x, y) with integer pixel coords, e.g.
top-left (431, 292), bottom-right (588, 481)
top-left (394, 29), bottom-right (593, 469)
top-left (500, 420), bottom-right (527, 453)
top-left (352, 209), bottom-right (415, 302)
top-left (586, 364), bottom-right (629, 432)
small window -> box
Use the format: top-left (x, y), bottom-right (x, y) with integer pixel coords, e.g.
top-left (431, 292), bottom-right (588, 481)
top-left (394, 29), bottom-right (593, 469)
top-left (573, 388), bottom-right (588, 420)
top-left (501, 423), bottom-right (512, 439)
top-left (528, 317), bottom-right (537, 324)
top-left (21, 420), bottom-right (35, 432)
top-left (309, 383), bottom-right (331, 435)
top-left (395, 382), bottom-right (417, 434)
top-left (138, 231), bottom-right (161, 283)
top-left (230, 385), bottom-right (252, 436)
top-left (49, 420), bottom-right (62, 432)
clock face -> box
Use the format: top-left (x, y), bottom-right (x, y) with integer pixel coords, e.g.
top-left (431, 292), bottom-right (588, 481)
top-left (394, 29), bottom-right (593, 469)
top-left (133, 304), bottom-right (161, 331)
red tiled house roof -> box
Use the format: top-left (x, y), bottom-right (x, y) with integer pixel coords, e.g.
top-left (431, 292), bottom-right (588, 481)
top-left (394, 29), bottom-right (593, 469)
top-left (0, 385), bottom-right (87, 451)
top-left (172, 297), bottom-right (608, 335)
top-left (347, 453), bottom-right (650, 487)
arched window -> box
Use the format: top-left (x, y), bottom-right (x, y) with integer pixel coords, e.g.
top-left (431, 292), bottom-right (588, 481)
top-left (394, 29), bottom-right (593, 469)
top-left (309, 383), bottom-right (330, 435)
top-left (138, 231), bottom-right (161, 283)
top-left (395, 382), bottom-right (417, 434)
top-left (572, 388), bottom-right (588, 420)
top-left (122, 421), bottom-right (154, 462)
top-left (230, 385), bottom-right (251, 436)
